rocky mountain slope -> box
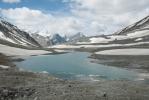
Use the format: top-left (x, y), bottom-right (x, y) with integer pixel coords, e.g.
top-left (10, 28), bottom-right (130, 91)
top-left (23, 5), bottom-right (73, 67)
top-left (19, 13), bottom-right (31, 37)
top-left (0, 17), bottom-right (41, 48)
top-left (70, 15), bottom-right (149, 46)
top-left (31, 33), bottom-right (52, 47)
top-left (31, 33), bottom-right (68, 46)
top-left (89, 15), bottom-right (149, 44)
top-left (115, 15), bottom-right (149, 35)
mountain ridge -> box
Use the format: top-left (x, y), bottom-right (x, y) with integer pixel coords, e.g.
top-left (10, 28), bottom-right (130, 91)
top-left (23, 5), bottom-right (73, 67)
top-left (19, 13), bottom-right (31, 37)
top-left (115, 15), bottom-right (149, 35)
top-left (0, 17), bottom-right (41, 48)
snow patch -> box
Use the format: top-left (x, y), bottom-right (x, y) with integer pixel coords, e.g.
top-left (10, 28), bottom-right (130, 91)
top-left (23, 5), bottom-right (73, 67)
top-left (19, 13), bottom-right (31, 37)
top-left (90, 37), bottom-right (112, 43)
top-left (54, 49), bottom-right (66, 53)
top-left (95, 48), bottom-right (149, 55)
top-left (136, 73), bottom-right (149, 81)
top-left (41, 71), bottom-right (49, 74)
top-left (135, 38), bottom-right (143, 41)
top-left (0, 65), bottom-right (10, 69)
top-left (76, 42), bottom-right (90, 44)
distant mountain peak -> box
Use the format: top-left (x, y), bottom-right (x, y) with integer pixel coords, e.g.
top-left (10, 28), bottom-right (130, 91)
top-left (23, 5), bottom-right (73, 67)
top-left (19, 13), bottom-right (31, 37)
top-left (50, 33), bottom-right (66, 45)
top-left (74, 32), bottom-right (85, 37)
top-left (31, 33), bottom-right (52, 47)
top-left (69, 32), bottom-right (85, 40)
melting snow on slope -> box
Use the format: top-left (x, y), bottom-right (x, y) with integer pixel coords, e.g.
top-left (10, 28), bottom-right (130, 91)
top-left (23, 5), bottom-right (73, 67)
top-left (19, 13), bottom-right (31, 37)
top-left (87, 30), bottom-right (149, 44)
top-left (0, 32), bottom-right (16, 44)
top-left (127, 30), bottom-right (149, 38)
top-left (0, 44), bottom-right (51, 56)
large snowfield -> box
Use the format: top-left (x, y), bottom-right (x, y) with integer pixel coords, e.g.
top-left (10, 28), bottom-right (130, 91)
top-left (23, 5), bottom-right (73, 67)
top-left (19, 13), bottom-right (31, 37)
top-left (0, 44), bottom-right (51, 56)
top-left (50, 41), bottom-right (149, 49)
top-left (95, 48), bottom-right (149, 55)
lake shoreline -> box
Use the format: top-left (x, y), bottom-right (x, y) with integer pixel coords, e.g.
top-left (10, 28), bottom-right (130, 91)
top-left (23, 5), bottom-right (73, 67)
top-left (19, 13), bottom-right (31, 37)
top-left (1, 53), bottom-right (149, 100)
top-left (90, 54), bottom-right (149, 73)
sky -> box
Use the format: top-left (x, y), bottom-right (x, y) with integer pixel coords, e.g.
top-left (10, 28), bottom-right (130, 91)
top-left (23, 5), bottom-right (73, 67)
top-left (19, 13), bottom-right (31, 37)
top-left (0, 0), bottom-right (149, 36)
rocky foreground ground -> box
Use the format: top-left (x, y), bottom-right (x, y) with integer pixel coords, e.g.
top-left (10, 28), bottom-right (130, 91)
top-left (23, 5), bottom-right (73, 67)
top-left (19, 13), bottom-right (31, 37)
top-left (0, 53), bottom-right (149, 100)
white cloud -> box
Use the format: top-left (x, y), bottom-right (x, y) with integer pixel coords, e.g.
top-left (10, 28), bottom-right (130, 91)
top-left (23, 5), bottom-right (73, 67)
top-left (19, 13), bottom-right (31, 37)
top-left (70, 0), bottom-right (149, 34)
top-left (1, 0), bottom-right (149, 36)
top-left (1, 7), bottom-right (86, 36)
top-left (71, 0), bottom-right (149, 14)
top-left (2, 0), bottom-right (21, 3)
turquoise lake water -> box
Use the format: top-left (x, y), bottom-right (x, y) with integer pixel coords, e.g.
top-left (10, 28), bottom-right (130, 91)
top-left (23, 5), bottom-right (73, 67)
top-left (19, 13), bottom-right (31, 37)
top-left (16, 52), bottom-right (140, 81)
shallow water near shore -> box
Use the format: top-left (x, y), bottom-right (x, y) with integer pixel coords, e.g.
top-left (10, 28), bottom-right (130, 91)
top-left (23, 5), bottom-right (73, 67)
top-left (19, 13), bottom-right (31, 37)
top-left (15, 52), bottom-right (143, 81)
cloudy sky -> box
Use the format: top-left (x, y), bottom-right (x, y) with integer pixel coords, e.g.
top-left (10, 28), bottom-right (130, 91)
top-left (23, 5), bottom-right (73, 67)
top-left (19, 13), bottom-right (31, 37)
top-left (0, 0), bottom-right (149, 36)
